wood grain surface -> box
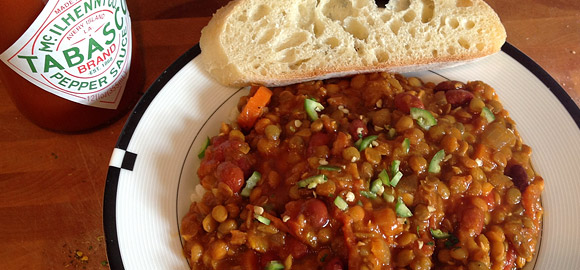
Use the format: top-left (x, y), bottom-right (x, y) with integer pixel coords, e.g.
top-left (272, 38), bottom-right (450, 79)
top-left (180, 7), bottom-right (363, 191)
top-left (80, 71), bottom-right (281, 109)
top-left (0, 0), bottom-right (578, 269)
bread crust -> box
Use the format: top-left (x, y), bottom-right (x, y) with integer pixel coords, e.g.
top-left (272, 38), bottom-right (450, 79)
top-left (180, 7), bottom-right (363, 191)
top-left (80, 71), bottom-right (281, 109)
top-left (200, 0), bottom-right (506, 87)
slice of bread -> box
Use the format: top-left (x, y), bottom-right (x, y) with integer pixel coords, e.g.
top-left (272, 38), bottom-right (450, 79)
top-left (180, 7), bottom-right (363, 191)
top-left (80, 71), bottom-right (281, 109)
top-left (200, 0), bottom-right (506, 87)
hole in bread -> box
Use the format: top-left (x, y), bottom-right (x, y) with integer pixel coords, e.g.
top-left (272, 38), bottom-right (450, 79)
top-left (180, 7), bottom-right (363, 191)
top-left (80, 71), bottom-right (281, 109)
top-left (421, 0), bottom-right (434, 23)
top-left (251, 5), bottom-right (271, 21)
top-left (298, 4), bottom-right (315, 29)
top-left (388, 0), bottom-right (410, 12)
top-left (257, 29), bottom-right (276, 44)
top-left (355, 45), bottom-right (365, 57)
top-left (314, 19), bottom-right (326, 37)
top-left (447, 18), bottom-right (459, 29)
top-left (237, 13), bottom-right (248, 22)
top-left (476, 43), bottom-right (485, 51)
top-left (432, 49), bottom-right (438, 57)
top-left (275, 32), bottom-right (309, 52)
top-left (325, 37), bottom-right (341, 48)
top-left (381, 12), bottom-right (392, 23)
top-left (375, 49), bottom-right (390, 63)
top-left (345, 19), bottom-right (369, 40)
top-left (403, 10), bottom-right (416, 22)
top-left (425, 33), bottom-right (432, 41)
top-left (465, 20), bottom-right (476, 30)
top-left (456, 0), bottom-right (473, 7)
top-left (458, 38), bottom-right (470, 49)
top-left (290, 58), bottom-right (312, 70)
top-left (282, 49), bottom-right (297, 63)
top-left (389, 19), bottom-right (402, 35)
top-left (409, 28), bottom-right (416, 38)
top-left (447, 46), bottom-right (456, 55)
top-left (322, 0), bottom-right (354, 22)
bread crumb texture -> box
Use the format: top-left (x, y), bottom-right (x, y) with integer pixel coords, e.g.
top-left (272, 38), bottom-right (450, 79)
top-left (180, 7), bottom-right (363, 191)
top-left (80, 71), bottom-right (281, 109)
top-left (200, 0), bottom-right (506, 86)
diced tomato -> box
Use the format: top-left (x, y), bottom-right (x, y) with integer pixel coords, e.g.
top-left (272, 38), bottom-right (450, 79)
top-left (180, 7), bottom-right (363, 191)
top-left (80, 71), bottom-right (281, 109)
top-left (394, 93), bottom-right (424, 113)
top-left (259, 251), bottom-right (279, 268)
top-left (215, 161), bottom-right (245, 193)
top-left (460, 206), bottom-right (484, 236)
top-left (240, 250), bottom-right (259, 270)
top-left (286, 236), bottom-right (309, 259)
top-left (504, 245), bottom-right (517, 270)
top-left (308, 132), bottom-right (330, 154)
top-left (197, 159), bottom-right (219, 179)
top-left (331, 132), bottom-right (351, 156)
top-left (372, 207), bottom-right (402, 236)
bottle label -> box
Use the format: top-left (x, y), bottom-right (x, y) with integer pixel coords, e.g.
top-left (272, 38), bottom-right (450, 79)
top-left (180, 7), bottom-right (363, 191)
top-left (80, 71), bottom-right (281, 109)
top-left (0, 0), bottom-right (133, 109)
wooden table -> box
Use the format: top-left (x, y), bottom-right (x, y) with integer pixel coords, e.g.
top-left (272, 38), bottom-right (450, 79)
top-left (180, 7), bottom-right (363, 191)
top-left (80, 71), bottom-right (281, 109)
top-left (1, 0), bottom-right (578, 269)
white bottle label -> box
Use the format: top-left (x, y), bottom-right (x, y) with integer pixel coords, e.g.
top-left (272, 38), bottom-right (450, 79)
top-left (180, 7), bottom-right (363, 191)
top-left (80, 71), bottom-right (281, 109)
top-left (0, 0), bottom-right (133, 109)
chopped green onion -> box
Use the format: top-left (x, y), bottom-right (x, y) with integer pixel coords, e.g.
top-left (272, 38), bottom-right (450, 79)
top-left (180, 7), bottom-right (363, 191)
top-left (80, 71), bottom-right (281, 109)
top-left (378, 169), bottom-right (390, 186)
top-left (255, 215), bottom-right (271, 225)
top-left (354, 137), bottom-right (363, 149)
top-left (395, 197), bottom-right (413, 218)
top-left (426, 241), bottom-right (435, 246)
top-left (391, 160), bottom-right (401, 176)
top-left (360, 190), bottom-right (377, 199)
top-left (357, 200), bottom-right (363, 206)
top-left (357, 135), bottom-right (378, 151)
top-left (383, 193), bottom-right (395, 203)
top-left (264, 260), bottom-right (285, 270)
top-left (402, 138), bottom-right (410, 154)
top-left (318, 165), bottom-right (342, 171)
top-left (334, 196), bottom-right (349, 211)
top-left (370, 179), bottom-right (384, 194)
top-left (305, 98), bottom-right (324, 121)
top-left (390, 171), bottom-right (403, 187)
top-left (241, 171), bottom-right (262, 197)
top-left (481, 106), bottom-right (495, 123)
top-left (410, 107), bottom-right (437, 130)
top-left (198, 137), bottom-right (210, 159)
top-left (428, 149), bottom-right (445, 173)
top-left (297, 174), bottom-right (328, 189)
top-left (430, 228), bottom-right (451, 239)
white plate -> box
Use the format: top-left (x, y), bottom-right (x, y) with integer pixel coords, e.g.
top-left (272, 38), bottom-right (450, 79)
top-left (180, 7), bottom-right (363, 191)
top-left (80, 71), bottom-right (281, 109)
top-left (104, 43), bottom-right (580, 270)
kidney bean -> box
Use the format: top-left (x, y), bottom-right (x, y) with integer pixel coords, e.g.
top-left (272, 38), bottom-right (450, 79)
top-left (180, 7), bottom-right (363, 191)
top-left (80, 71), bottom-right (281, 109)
top-left (215, 161), bottom-right (245, 193)
top-left (505, 164), bottom-right (529, 192)
top-left (348, 119), bottom-right (368, 139)
top-left (324, 257), bottom-right (345, 270)
top-left (434, 80), bottom-right (466, 92)
top-left (303, 198), bottom-right (330, 228)
top-left (445, 90), bottom-right (474, 107)
top-left (394, 93), bottom-right (424, 113)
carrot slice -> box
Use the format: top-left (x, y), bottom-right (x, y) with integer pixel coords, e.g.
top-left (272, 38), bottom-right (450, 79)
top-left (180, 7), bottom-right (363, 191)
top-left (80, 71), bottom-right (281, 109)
top-left (473, 143), bottom-right (493, 168)
top-left (238, 86), bottom-right (273, 130)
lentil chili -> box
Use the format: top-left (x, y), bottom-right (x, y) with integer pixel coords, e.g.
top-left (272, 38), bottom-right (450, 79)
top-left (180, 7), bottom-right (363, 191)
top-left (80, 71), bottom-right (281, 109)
top-left (180, 72), bottom-right (544, 270)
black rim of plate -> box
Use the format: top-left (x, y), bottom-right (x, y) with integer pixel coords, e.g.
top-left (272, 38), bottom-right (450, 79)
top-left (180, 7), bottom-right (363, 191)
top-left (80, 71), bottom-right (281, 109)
top-left (103, 42), bottom-right (580, 269)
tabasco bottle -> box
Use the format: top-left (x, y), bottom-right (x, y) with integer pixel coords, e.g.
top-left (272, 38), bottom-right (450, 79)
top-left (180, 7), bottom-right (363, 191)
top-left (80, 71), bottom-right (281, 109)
top-left (0, 0), bottom-right (143, 132)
